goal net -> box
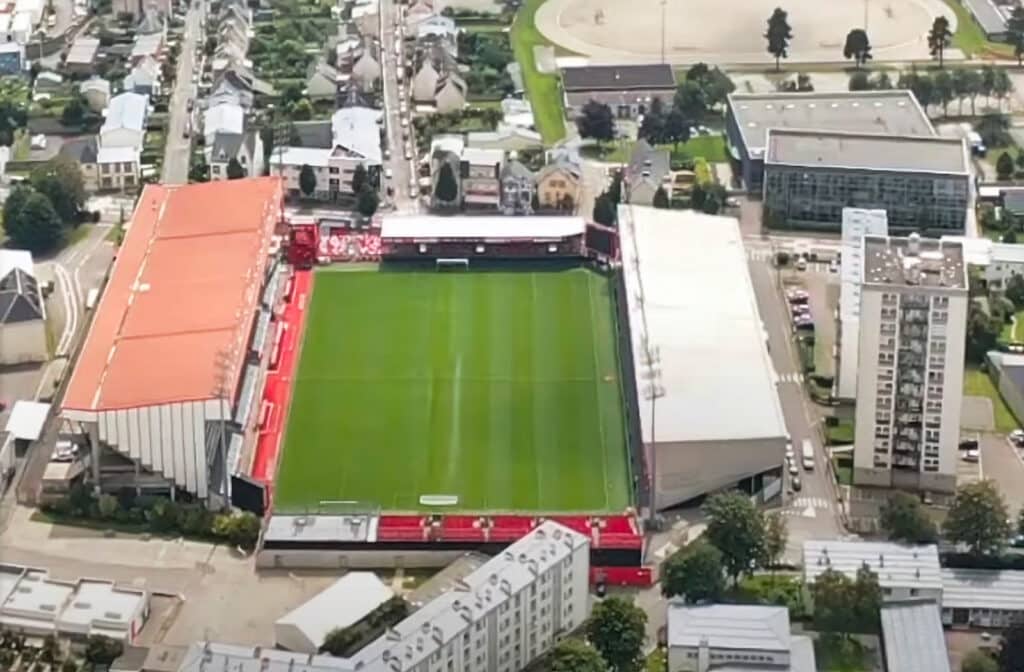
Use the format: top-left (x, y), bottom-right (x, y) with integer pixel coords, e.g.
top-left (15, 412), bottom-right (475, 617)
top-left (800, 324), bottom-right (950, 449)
top-left (436, 258), bottom-right (469, 271)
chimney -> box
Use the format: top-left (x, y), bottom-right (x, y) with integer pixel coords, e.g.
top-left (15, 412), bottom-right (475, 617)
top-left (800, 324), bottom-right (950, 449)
top-left (697, 637), bottom-right (711, 672)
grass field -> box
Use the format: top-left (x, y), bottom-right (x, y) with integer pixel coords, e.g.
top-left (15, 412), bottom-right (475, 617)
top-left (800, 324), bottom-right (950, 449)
top-left (510, 0), bottom-right (567, 144)
top-left (274, 265), bottom-right (632, 513)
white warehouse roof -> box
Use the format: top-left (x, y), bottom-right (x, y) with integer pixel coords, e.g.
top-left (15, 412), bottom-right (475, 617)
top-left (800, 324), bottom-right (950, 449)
top-left (803, 540), bottom-right (942, 592)
top-left (274, 573), bottom-right (393, 654)
top-left (617, 205), bottom-right (787, 443)
top-left (941, 568), bottom-right (1024, 611)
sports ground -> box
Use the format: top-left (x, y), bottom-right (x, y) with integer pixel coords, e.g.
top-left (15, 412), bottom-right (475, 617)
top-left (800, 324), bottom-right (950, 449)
top-left (273, 265), bottom-right (632, 513)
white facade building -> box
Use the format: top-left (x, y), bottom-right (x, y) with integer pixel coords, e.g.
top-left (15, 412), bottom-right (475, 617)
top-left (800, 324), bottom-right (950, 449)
top-left (837, 208), bottom-right (889, 400)
top-left (802, 540), bottom-right (943, 603)
top-left (274, 573), bottom-right (393, 654)
top-left (941, 568), bottom-right (1024, 629)
top-left (666, 603), bottom-right (816, 672)
top-left (178, 521), bottom-right (590, 672)
top-left (853, 235), bottom-right (968, 492)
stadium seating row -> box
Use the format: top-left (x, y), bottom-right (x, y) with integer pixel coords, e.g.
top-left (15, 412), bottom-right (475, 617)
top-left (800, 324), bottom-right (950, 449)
top-left (318, 232), bottom-right (382, 262)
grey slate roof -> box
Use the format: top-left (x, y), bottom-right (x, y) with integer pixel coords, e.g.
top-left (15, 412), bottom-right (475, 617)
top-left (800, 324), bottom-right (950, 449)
top-left (0, 268), bottom-right (43, 324)
top-left (561, 63), bottom-right (675, 92)
top-left (765, 129), bottom-right (969, 175)
top-left (211, 131), bottom-right (244, 162)
top-left (59, 136), bottom-right (99, 164)
top-left (291, 120), bottom-right (333, 149)
top-left (501, 159), bottom-right (533, 182)
top-left (666, 603), bottom-right (791, 652)
top-left (880, 600), bottom-right (951, 672)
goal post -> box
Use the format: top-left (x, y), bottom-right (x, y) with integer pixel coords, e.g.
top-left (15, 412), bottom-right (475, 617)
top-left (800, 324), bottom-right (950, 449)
top-left (436, 258), bottom-right (469, 271)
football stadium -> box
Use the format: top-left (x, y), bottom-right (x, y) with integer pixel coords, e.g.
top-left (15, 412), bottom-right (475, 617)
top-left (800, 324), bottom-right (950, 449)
top-left (273, 266), bottom-right (632, 513)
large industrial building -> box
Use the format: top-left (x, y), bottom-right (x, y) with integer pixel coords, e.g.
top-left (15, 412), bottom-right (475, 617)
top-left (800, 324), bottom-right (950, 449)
top-left (61, 178), bottom-right (284, 507)
top-left (725, 90), bottom-right (934, 191)
top-left (178, 521), bottom-right (590, 672)
top-left (762, 130), bottom-right (970, 234)
top-left (617, 206), bottom-right (787, 510)
top-left (852, 235), bottom-right (968, 493)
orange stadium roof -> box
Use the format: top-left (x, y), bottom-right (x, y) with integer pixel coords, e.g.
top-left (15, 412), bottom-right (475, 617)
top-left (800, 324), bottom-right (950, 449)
top-left (63, 178), bottom-right (282, 412)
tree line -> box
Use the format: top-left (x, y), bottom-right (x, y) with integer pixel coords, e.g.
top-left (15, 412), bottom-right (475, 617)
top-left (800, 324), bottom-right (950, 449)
top-left (850, 65), bottom-right (1014, 118)
top-left (4, 156), bottom-right (89, 253)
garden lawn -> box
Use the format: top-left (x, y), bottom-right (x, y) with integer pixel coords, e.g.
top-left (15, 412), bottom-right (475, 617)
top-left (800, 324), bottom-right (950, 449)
top-left (963, 367), bottom-right (1021, 433)
top-left (510, 0), bottom-right (566, 144)
top-left (274, 265), bottom-right (632, 512)
top-left (944, 0), bottom-right (1014, 58)
top-left (582, 135), bottom-right (727, 164)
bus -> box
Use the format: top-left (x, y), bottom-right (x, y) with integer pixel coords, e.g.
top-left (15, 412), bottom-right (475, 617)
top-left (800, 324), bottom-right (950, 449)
top-left (801, 439), bottom-right (815, 471)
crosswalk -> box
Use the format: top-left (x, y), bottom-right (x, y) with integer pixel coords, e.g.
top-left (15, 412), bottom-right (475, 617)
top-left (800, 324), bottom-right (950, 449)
top-left (776, 372), bottom-right (803, 384)
top-left (781, 496), bottom-right (832, 518)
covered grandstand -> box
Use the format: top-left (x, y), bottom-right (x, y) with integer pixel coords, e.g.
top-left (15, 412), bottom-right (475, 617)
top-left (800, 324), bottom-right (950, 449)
top-left (379, 215), bottom-right (587, 258)
top-left (61, 178), bottom-right (284, 507)
top-left (617, 206), bottom-right (788, 510)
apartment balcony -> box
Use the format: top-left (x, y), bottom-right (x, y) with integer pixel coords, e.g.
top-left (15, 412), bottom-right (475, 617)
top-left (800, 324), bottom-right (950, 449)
top-left (902, 298), bottom-right (929, 309)
top-left (897, 412), bottom-right (922, 424)
top-left (900, 309), bottom-right (928, 323)
top-left (895, 426), bottom-right (922, 442)
top-left (898, 384), bottom-right (924, 400)
top-left (893, 440), bottom-right (920, 455)
top-left (901, 326), bottom-right (929, 339)
top-left (897, 369), bottom-right (924, 384)
top-left (895, 400), bottom-right (923, 413)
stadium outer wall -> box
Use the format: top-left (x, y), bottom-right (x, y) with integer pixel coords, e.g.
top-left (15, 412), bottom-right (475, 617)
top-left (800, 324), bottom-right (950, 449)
top-left (259, 225), bottom-right (651, 586)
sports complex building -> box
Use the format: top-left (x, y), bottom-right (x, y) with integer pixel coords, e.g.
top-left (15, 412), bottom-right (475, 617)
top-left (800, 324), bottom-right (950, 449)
top-left (61, 181), bottom-right (790, 584)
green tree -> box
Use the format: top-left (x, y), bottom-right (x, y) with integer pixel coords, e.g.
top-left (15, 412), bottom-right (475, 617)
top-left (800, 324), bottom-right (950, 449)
top-left (320, 626), bottom-right (360, 657)
top-left (661, 540), bottom-right (725, 602)
top-left (849, 71), bottom-right (871, 91)
top-left (963, 649), bottom-right (998, 672)
top-left (977, 112), bottom-right (1012, 148)
top-left (586, 597), bottom-right (646, 672)
top-left (356, 185), bottom-right (379, 217)
top-left (84, 636), bottom-right (122, 666)
top-left (663, 108), bottom-right (690, 149)
top-left (226, 157), bottom-right (246, 179)
top-left (879, 491), bottom-right (938, 543)
top-left (652, 185), bottom-right (670, 209)
top-left (97, 493), bottom-right (119, 519)
top-left (962, 68), bottom-right (984, 115)
top-left (812, 569), bottom-right (855, 636)
top-left (189, 155), bottom-right (210, 183)
top-left (998, 151), bottom-right (1015, 181)
top-left (704, 491), bottom-right (765, 585)
top-left (994, 69), bottom-right (1014, 112)
top-left (39, 635), bottom-right (59, 664)
top-left (998, 621), bottom-right (1024, 672)
top-left (685, 64), bottom-right (735, 108)
top-left (434, 161), bottom-right (459, 203)
top-left (30, 156), bottom-right (86, 224)
top-left (873, 71), bottom-right (894, 89)
top-left (1010, 7), bottom-right (1024, 66)
top-left (638, 96), bottom-right (666, 144)
top-left (3, 186), bottom-right (65, 252)
top-left (351, 163), bottom-right (368, 194)
top-left (299, 163), bottom-right (317, 197)
top-left (592, 192), bottom-right (617, 226)
top-left (1007, 273), bottom-right (1024, 309)
top-left (212, 511), bottom-right (261, 549)
top-left (966, 301), bottom-right (1002, 363)
top-left (290, 98), bottom-right (314, 121)
top-left (577, 99), bottom-right (616, 142)
top-left (944, 480), bottom-right (1011, 556)
top-left (851, 565), bottom-right (882, 633)
top-left (982, 65), bottom-right (997, 106)
top-left (60, 95), bottom-right (86, 127)
top-left (928, 16), bottom-right (952, 67)
top-left (548, 638), bottom-right (607, 672)
top-left (765, 7), bottom-right (793, 71)
top-left (674, 80), bottom-right (707, 121)
top-left (607, 171), bottom-right (623, 205)
top-left (933, 69), bottom-right (955, 117)
top-left (762, 512), bottom-right (788, 570)
top-left (843, 28), bottom-right (872, 68)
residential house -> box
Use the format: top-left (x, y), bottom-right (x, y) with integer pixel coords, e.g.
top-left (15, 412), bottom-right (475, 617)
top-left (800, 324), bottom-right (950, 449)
top-left (79, 77), bottom-right (111, 113)
top-left (416, 14), bottom-right (457, 56)
top-left (430, 149), bottom-right (461, 208)
top-left (460, 147), bottom-right (502, 209)
top-left (434, 74), bottom-right (467, 114)
top-left (203, 101), bottom-right (244, 144)
top-left (96, 146), bottom-right (140, 192)
top-left (65, 36), bottom-right (100, 76)
top-left (467, 124), bottom-right (543, 152)
top-left (130, 31), bottom-right (164, 62)
top-left (349, 38), bottom-right (382, 92)
top-left (211, 66), bottom-right (274, 109)
top-left (404, 0), bottom-right (435, 31)
top-left (351, 0), bottom-right (379, 37)
top-left (625, 139), bottom-right (670, 205)
top-left (209, 130), bottom-right (263, 180)
top-left (113, 0), bottom-right (171, 19)
top-left (338, 79), bottom-right (373, 109)
top-left (535, 146), bottom-right (582, 210)
top-left (0, 42), bottom-right (24, 75)
top-left (269, 107), bottom-right (382, 201)
top-left (135, 8), bottom-right (165, 36)
top-left (123, 57), bottom-right (161, 96)
top-left (560, 63), bottom-right (677, 119)
top-left (0, 249), bottom-right (46, 366)
top-left (411, 44), bottom-right (454, 104)
top-left (58, 136), bottom-right (99, 191)
top-left (500, 159), bottom-right (535, 215)
top-left (100, 92), bottom-right (149, 150)
top-left (305, 59), bottom-right (341, 101)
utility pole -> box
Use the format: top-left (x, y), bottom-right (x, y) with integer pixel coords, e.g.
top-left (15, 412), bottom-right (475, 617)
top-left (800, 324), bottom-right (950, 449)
top-left (660, 0), bottom-right (667, 64)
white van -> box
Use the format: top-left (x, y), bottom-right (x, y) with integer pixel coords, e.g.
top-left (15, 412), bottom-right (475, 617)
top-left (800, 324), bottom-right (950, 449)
top-left (85, 288), bottom-right (100, 311)
top-left (801, 439), bottom-right (815, 471)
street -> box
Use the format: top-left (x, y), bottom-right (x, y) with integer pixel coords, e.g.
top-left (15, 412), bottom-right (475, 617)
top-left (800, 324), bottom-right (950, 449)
top-left (162, 0), bottom-right (205, 184)
top-left (378, 0), bottom-right (417, 213)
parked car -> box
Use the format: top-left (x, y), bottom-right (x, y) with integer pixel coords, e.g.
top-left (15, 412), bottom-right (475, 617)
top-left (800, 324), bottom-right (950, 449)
top-left (788, 461), bottom-right (799, 476)
top-left (791, 475), bottom-right (802, 491)
top-left (384, 167), bottom-right (393, 180)
top-left (787, 289), bottom-right (809, 304)
top-left (1010, 429), bottom-right (1024, 445)
top-left (53, 440), bottom-right (78, 462)
top-left (793, 313), bottom-right (814, 327)
top-left (785, 441), bottom-right (794, 461)
top-left (962, 449), bottom-right (980, 462)
top-left (795, 258), bottom-right (808, 271)
top-left (790, 304), bottom-right (811, 317)
top-left (959, 439), bottom-right (979, 450)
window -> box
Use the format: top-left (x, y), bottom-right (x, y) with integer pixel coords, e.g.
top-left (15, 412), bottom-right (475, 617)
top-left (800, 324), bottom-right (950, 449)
top-left (212, 165), bottom-right (221, 175)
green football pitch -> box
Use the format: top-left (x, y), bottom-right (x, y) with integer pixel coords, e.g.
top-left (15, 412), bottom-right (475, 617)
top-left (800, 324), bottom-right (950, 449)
top-left (273, 265), bottom-right (632, 513)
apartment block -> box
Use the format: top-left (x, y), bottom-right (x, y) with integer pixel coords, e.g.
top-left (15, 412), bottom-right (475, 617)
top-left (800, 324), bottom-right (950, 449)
top-left (853, 234), bottom-right (968, 493)
top-left (176, 521), bottom-right (591, 672)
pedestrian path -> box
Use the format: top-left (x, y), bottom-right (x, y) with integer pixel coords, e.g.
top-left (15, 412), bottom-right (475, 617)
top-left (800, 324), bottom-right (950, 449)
top-left (777, 372), bottom-right (803, 384)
